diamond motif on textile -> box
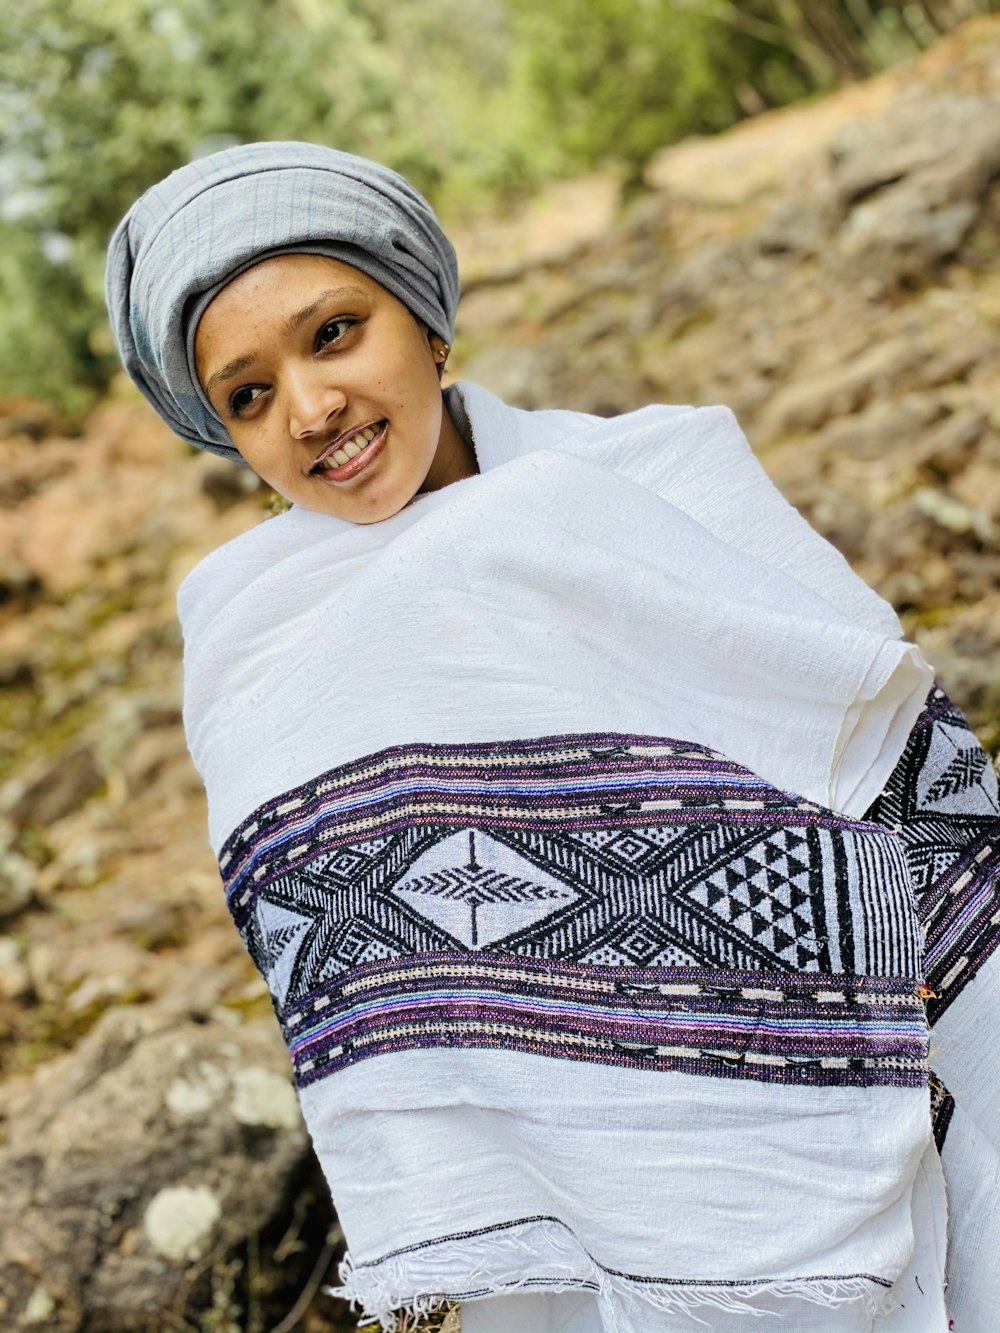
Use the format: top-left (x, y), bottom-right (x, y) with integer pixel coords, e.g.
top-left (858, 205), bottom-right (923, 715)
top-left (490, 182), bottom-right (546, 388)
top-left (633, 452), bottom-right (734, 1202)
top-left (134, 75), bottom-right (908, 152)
top-left (393, 829), bottom-right (579, 948)
top-left (602, 831), bottom-right (662, 866)
top-left (612, 919), bottom-right (680, 965)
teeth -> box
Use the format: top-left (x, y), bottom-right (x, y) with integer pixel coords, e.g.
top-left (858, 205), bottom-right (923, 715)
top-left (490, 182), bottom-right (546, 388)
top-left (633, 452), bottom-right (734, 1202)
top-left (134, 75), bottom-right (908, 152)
top-left (317, 424), bottom-right (384, 473)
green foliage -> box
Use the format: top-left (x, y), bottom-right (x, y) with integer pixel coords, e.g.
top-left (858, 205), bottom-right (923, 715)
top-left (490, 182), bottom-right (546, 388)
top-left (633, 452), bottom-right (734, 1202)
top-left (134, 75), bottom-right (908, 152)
top-left (507, 0), bottom-right (773, 176)
top-left (3, 0), bottom-right (999, 416)
top-left (0, 0), bottom-right (395, 414)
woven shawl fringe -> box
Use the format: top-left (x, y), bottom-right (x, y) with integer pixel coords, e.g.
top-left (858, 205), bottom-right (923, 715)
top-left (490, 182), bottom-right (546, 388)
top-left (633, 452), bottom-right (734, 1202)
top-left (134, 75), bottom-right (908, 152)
top-left (330, 1219), bottom-right (898, 1331)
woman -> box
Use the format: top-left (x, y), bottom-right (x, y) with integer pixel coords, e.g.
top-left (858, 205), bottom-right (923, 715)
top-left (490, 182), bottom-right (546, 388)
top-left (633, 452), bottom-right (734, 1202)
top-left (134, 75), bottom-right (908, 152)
top-left (106, 141), bottom-right (999, 1333)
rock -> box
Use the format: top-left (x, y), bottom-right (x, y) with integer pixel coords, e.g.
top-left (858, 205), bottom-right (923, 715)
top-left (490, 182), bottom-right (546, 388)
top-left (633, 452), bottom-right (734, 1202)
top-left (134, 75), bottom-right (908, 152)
top-left (830, 94), bottom-right (1000, 285)
top-left (143, 1185), bottom-right (222, 1262)
top-left (951, 456), bottom-right (1000, 521)
top-left (0, 1005), bottom-right (310, 1331)
top-left (912, 487), bottom-right (996, 544)
top-left (813, 393), bottom-right (947, 463)
top-left (121, 726), bottom-right (191, 796)
top-left (21, 1286), bottom-right (55, 1326)
top-left (0, 851), bottom-right (35, 921)
top-left (758, 336), bottom-right (928, 438)
top-left (197, 455), bottom-right (261, 512)
top-left (6, 748), bottom-right (102, 829)
top-left (921, 333), bottom-right (1000, 388)
top-left (165, 1064), bottom-right (228, 1119)
top-left (0, 936), bottom-right (31, 1000)
top-left (753, 195), bottom-right (827, 258)
top-left (915, 407), bottom-right (989, 480)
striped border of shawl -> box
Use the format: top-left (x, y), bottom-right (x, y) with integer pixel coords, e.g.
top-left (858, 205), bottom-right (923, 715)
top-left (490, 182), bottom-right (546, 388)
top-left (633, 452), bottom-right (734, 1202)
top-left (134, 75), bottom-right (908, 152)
top-left (921, 827), bottom-right (1000, 1022)
top-left (282, 951), bottom-right (928, 1091)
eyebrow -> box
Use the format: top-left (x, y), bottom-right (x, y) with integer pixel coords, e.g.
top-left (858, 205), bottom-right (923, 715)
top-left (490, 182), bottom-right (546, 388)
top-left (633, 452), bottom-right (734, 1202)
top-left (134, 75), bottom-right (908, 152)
top-left (203, 286), bottom-right (369, 397)
top-left (282, 286), bottom-right (367, 335)
top-left (204, 354), bottom-right (256, 397)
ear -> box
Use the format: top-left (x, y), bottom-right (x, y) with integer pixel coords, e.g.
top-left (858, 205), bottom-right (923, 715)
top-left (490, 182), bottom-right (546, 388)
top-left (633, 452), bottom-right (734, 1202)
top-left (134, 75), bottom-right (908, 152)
top-left (427, 332), bottom-right (450, 362)
top-left (427, 330), bottom-right (451, 378)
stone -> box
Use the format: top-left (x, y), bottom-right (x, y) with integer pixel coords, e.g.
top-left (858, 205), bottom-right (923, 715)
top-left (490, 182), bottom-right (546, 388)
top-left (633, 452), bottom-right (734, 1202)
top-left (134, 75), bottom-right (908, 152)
top-left (0, 852), bottom-right (35, 922)
top-left (22, 1286), bottom-right (55, 1325)
top-left (197, 455), bottom-right (262, 512)
top-left (0, 936), bottom-right (31, 1000)
top-left (951, 458), bottom-right (1000, 522)
top-left (758, 337), bottom-right (927, 438)
top-left (6, 748), bottom-right (102, 829)
top-left (0, 1006), bottom-right (309, 1330)
top-left (830, 94), bottom-right (1000, 285)
top-left (914, 407), bottom-right (988, 480)
top-left (912, 487), bottom-right (996, 544)
top-left (143, 1185), bottom-right (221, 1262)
top-left (814, 394), bottom-right (947, 463)
top-left (165, 1063), bottom-right (228, 1119)
top-left (121, 726), bottom-right (191, 796)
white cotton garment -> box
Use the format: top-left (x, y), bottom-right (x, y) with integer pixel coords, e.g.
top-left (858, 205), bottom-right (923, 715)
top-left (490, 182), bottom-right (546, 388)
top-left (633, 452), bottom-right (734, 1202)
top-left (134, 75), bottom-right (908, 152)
top-left (180, 384), bottom-right (930, 848)
top-left (178, 383), bottom-right (939, 1331)
top-left (457, 1137), bottom-right (949, 1332)
top-left (929, 951), bottom-right (1000, 1330)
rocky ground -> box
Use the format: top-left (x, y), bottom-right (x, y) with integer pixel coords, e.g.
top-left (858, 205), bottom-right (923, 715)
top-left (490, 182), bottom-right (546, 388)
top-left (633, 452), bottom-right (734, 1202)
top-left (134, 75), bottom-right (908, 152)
top-left (3, 17), bottom-right (1000, 1332)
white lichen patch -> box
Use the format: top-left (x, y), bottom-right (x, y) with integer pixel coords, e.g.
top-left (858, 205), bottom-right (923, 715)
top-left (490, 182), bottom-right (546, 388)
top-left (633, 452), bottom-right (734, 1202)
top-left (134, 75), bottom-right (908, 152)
top-left (143, 1185), bottom-right (221, 1262)
top-left (165, 1061), bottom-right (228, 1117)
top-left (230, 1066), bottom-right (300, 1130)
top-left (23, 1285), bottom-right (56, 1324)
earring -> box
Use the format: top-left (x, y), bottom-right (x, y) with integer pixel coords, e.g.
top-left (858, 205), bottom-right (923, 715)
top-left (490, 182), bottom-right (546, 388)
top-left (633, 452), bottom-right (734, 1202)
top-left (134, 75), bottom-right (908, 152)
top-left (434, 341), bottom-right (451, 366)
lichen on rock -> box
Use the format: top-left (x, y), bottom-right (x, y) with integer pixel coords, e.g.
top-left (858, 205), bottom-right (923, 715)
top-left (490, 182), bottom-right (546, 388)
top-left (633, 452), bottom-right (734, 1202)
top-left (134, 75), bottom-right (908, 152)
top-left (143, 1184), bottom-right (222, 1263)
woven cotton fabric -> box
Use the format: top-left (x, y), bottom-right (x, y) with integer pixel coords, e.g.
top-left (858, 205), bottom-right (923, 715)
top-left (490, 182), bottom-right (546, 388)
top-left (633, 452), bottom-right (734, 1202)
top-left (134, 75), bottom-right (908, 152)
top-left (170, 384), bottom-right (980, 1331)
top-left (104, 141), bottom-right (459, 461)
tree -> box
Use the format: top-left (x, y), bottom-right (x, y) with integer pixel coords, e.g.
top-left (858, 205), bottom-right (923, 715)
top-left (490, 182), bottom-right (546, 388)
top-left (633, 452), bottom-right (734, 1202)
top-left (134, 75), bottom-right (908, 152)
top-left (0, 0), bottom-right (397, 413)
top-left (507, 0), bottom-right (808, 181)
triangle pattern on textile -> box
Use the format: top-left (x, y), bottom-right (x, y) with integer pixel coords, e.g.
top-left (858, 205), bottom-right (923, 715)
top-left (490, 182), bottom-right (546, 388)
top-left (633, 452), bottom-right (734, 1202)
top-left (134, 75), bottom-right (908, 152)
top-left (255, 897), bottom-right (315, 1005)
top-left (686, 830), bottom-right (817, 967)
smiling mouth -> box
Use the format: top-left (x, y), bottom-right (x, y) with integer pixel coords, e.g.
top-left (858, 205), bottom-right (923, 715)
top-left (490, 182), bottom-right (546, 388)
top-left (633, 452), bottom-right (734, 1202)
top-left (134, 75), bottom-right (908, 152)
top-left (312, 420), bottom-right (387, 481)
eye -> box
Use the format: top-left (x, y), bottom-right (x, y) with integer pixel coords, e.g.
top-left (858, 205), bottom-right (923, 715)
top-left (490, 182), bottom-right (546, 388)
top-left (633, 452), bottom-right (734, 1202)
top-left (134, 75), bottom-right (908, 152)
top-left (229, 384), bottom-right (267, 416)
top-left (316, 318), bottom-right (354, 350)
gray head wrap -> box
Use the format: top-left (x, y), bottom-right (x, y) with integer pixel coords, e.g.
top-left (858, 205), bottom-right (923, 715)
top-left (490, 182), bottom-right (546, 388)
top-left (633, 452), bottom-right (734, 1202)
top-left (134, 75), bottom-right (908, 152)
top-left (105, 141), bottom-right (459, 462)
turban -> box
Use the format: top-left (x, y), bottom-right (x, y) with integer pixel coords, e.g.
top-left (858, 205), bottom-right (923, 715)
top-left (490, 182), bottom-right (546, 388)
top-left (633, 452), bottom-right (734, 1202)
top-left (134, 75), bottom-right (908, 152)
top-left (105, 141), bottom-right (460, 462)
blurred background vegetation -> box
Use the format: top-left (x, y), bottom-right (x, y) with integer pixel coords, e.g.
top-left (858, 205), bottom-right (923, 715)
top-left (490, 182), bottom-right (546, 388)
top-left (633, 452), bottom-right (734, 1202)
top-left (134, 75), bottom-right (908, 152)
top-left (1, 0), bottom-right (998, 419)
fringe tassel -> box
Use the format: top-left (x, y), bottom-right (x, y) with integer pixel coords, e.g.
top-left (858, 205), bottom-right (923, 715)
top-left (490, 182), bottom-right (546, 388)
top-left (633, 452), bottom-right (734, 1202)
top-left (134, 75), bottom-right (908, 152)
top-left (328, 1218), bottom-right (897, 1331)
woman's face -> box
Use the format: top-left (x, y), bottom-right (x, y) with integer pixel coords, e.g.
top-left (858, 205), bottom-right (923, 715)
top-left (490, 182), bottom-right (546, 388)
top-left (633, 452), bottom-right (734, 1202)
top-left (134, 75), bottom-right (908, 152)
top-left (193, 254), bottom-right (476, 523)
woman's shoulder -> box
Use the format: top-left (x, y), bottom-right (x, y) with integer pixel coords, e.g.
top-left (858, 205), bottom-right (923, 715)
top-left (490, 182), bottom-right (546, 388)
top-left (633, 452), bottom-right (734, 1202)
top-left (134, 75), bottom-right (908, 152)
top-left (452, 379), bottom-right (736, 473)
top-left (176, 505), bottom-right (343, 635)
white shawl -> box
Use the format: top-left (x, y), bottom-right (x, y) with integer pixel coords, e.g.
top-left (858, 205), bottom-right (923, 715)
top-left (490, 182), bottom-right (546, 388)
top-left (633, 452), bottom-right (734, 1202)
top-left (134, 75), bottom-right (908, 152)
top-left (182, 383), bottom-right (929, 845)
top-left (179, 384), bottom-right (945, 1332)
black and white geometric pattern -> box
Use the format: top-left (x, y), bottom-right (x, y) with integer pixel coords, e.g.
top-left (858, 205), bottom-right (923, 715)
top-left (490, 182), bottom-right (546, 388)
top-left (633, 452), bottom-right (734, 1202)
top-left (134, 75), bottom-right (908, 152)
top-left (865, 685), bottom-right (1000, 1021)
top-left (236, 745), bottom-right (921, 1013)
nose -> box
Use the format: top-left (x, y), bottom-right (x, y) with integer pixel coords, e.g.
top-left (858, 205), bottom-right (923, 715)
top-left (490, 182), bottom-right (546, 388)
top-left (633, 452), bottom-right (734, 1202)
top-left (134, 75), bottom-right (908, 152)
top-left (285, 364), bottom-right (347, 439)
